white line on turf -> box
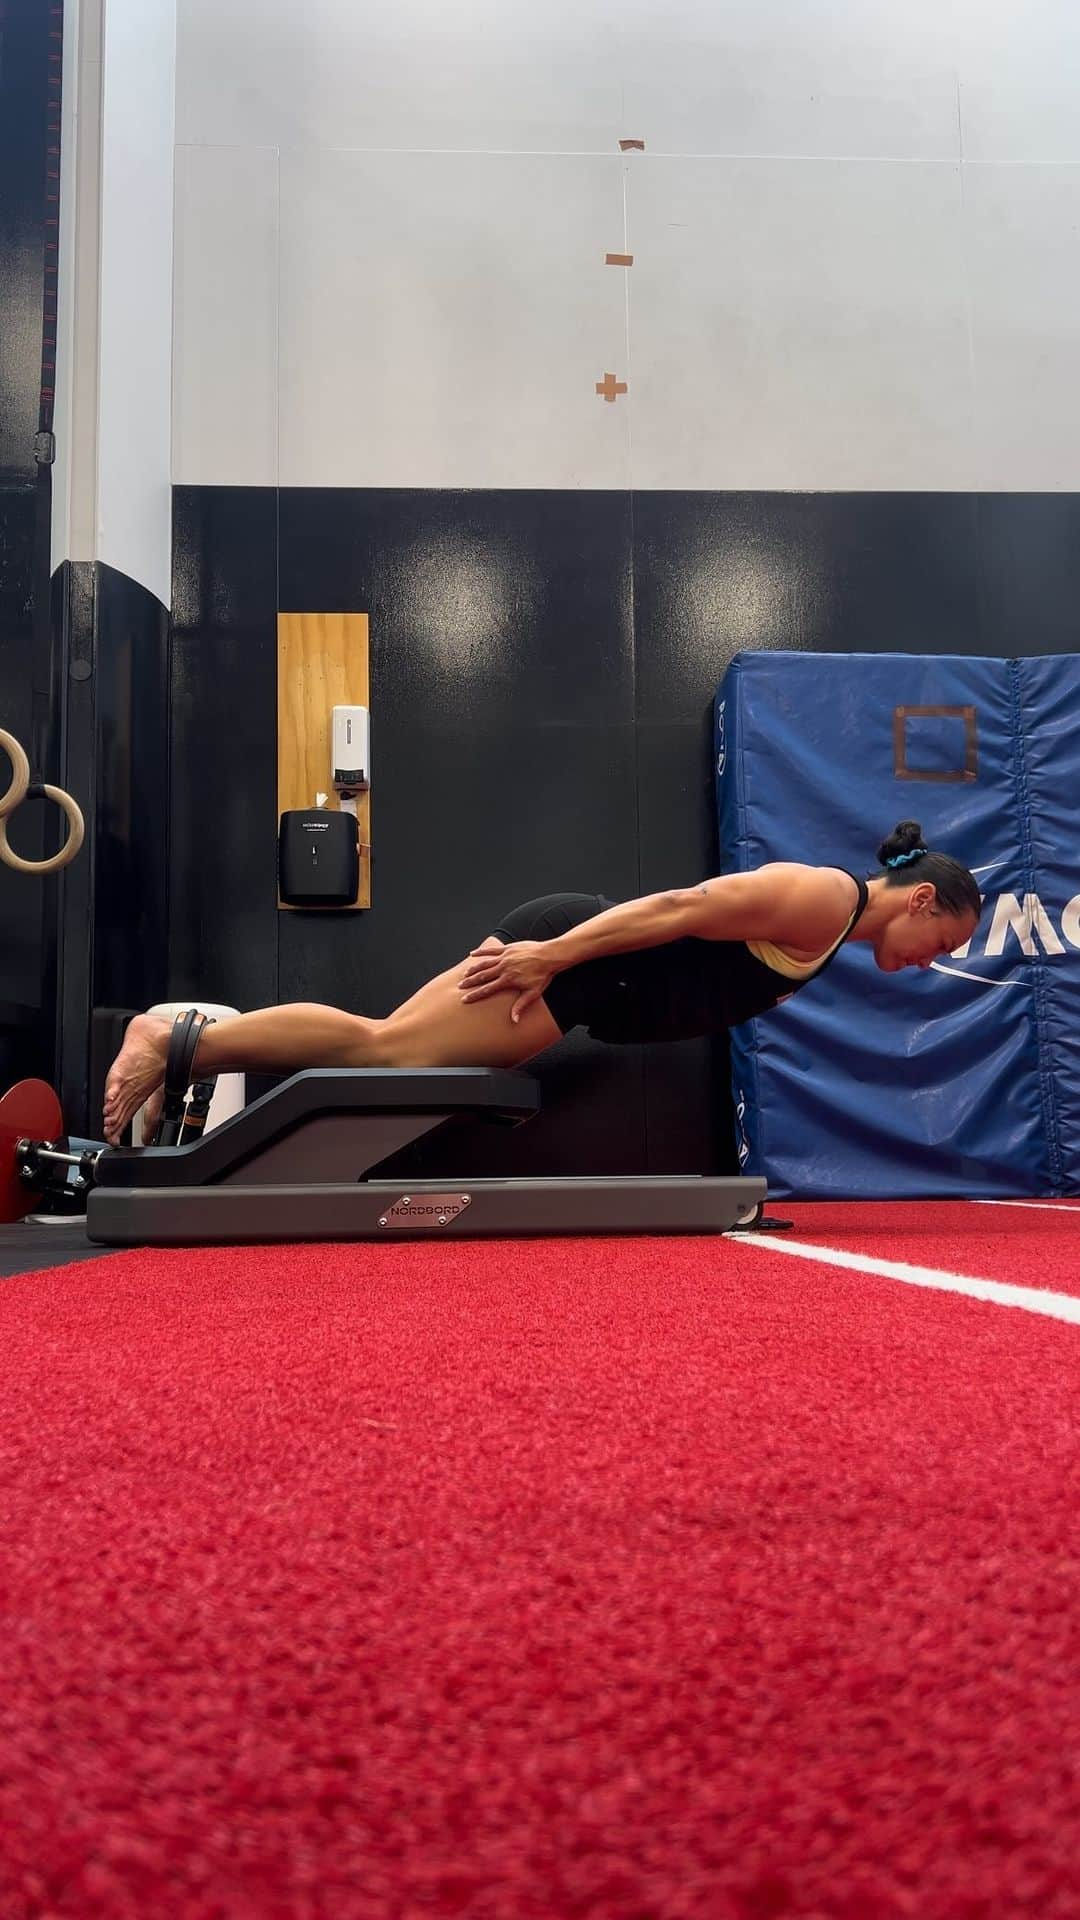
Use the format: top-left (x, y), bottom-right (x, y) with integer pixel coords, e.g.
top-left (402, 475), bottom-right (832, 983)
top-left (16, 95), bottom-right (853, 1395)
top-left (729, 1234), bottom-right (1080, 1326)
top-left (974, 1199), bottom-right (1080, 1213)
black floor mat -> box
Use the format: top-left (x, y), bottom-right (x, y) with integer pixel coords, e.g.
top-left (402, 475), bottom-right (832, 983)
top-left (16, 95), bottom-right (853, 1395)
top-left (0, 1221), bottom-right (121, 1278)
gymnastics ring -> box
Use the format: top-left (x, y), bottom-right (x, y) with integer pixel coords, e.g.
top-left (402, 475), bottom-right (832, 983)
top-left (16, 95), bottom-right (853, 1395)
top-left (0, 727), bottom-right (29, 818)
top-left (0, 729), bottom-right (85, 874)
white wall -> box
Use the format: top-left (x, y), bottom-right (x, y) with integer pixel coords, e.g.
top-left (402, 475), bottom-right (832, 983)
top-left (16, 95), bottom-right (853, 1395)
top-left (54, 0), bottom-right (176, 605)
top-left (172, 0), bottom-right (1080, 493)
top-left (52, 0), bottom-right (101, 576)
top-left (97, 0), bottom-right (176, 602)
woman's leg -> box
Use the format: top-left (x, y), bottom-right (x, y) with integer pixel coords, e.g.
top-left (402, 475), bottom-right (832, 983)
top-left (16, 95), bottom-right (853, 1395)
top-left (375, 944), bottom-right (564, 1067)
top-left (103, 1004), bottom-right (380, 1144)
top-left (102, 940), bottom-right (564, 1144)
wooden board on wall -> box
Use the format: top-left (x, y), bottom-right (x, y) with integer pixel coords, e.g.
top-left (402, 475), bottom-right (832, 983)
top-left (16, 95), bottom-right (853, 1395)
top-left (277, 612), bottom-right (371, 910)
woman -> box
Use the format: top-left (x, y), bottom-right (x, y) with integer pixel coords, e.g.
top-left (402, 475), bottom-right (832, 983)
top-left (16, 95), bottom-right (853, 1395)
top-left (102, 820), bottom-right (981, 1146)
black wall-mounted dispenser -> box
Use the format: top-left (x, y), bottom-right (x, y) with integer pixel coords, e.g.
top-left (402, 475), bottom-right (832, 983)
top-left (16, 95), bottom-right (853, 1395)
top-left (278, 809), bottom-right (360, 907)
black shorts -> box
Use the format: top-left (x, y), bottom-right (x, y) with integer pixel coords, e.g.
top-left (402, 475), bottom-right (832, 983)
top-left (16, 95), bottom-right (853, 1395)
top-left (490, 892), bottom-right (615, 1035)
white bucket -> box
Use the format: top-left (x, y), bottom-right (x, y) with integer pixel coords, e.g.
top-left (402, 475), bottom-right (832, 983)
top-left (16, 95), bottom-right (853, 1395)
top-left (132, 1001), bottom-right (245, 1146)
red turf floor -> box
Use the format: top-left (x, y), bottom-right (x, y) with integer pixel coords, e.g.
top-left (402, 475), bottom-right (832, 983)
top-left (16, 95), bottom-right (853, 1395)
top-left (1, 1212), bottom-right (1077, 1918)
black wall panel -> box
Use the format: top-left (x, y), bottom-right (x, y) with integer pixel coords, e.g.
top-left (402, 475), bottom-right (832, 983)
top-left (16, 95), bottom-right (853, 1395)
top-left (0, 0), bottom-right (52, 485)
top-left (170, 487), bottom-right (279, 1010)
top-left (0, 488), bottom-right (44, 1012)
top-left (91, 566), bottom-right (170, 1014)
top-left (278, 488), bottom-right (636, 733)
top-left (48, 561), bottom-right (171, 1129)
top-left (631, 491), bottom-right (983, 728)
top-left (0, 0), bottom-right (59, 1082)
top-left (975, 495), bottom-right (1080, 656)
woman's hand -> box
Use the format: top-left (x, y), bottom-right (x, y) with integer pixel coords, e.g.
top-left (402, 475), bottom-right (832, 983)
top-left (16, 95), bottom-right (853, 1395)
top-left (458, 940), bottom-right (554, 1024)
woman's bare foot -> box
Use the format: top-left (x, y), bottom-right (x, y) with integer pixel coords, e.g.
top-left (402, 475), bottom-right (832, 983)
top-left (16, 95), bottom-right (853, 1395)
top-left (140, 1084), bottom-right (165, 1145)
top-left (102, 1014), bottom-right (174, 1146)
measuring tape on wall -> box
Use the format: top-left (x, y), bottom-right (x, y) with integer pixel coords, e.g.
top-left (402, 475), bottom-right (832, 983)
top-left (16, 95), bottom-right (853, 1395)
top-left (0, 728), bottom-right (84, 873)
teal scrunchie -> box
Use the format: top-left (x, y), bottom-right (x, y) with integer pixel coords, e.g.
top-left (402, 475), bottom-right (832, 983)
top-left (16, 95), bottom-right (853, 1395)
top-left (885, 848), bottom-right (927, 868)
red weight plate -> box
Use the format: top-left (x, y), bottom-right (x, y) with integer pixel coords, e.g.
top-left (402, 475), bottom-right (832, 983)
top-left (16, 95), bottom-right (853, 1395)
top-left (0, 1079), bottom-right (64, 1223)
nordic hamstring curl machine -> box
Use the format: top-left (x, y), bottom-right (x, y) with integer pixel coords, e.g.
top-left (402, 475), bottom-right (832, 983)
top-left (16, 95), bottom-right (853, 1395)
top-left (81, 1066), bottom-right (766, 1244)
top-left (4, 1053), bottom-right (767, 1245)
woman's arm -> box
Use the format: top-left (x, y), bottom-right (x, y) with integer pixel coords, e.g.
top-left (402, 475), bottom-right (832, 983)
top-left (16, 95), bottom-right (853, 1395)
top-left (459, 865), bottom-right (853, 1015)
top-left (542, 889), bottom-right (705, 968)
top-left (541, 865), bottom-right (843, 971)
top-left (456, 892), bottom-right (691, 1016)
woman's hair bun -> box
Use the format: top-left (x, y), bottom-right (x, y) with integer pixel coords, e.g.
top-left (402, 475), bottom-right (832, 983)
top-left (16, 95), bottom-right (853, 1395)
top-left (877, 820), bottom-right (924, 866)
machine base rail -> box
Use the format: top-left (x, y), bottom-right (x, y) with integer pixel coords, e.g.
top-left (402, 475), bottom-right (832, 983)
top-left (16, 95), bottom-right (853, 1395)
top-left (86, 1175), bottom-right (768, 1245)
